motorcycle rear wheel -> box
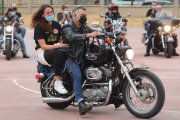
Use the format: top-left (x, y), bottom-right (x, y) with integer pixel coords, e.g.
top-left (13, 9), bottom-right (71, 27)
top-left (40, 76), bottom-right (72, 109)
top-left (122, 70), bottom-right (165, 119)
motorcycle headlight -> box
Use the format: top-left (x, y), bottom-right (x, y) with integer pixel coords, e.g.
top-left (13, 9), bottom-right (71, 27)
top-left (164, 25), bottom-right (171, 32)
top-left (125, 49), bottom-right (134, 60)
top-left (6, 26), bottom-right (13, 32)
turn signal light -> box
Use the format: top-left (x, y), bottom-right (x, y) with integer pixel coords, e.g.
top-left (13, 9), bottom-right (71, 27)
top-left (106, 37), bottom-right (111, 44)
top-left (35, 73), bottom-right (44, 80)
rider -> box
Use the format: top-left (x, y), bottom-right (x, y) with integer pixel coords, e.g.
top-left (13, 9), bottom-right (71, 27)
top-left (0, 8), bottom-right (29, 58)
top-left (144, 1), bottom-right (157, 38)
top-left (12, 4), bottom-right (26, 39)
top-left (31, 4), bottom-right (69, 94)
top-left (105, 5), bottom-right (129, 46)
top-left (57, 4), bottom-right (72, 25)
top-left (62, 6), bottom-right (101, 115)
top-left (146, 1), bottom-right (157, 18)
top-left (144, 5), bottom-right (179, 56)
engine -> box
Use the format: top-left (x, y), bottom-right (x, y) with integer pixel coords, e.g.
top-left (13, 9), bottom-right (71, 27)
top-left (83, 86), bottom-right (109, 101)
top-left (85, 66), bottom-right (112, 81)
top-left (83, 67), bottom-right (112, 101)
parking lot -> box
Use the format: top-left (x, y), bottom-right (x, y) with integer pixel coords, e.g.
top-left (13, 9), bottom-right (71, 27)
top-left (0, 27), bottom-right (180, 120)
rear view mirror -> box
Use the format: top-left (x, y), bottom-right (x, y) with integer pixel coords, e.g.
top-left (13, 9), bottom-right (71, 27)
top-left (100, 13), bottom-right (105, 18)
top-left (92, 21), bottom-right (100, 28)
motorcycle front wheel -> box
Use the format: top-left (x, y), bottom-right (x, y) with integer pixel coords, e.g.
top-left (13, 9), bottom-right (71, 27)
top-left (164, 42), bottom-right (173, 58)
top-left (40, 75), bottom-right (72, 109)
top-left (122, 70), bottom-right (165, 119)
top-left (5, 40), bottom-right (11, 60)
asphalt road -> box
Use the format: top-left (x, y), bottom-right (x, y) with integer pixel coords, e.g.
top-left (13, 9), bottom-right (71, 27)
top-left (0, 27), bottom-right (180, 120)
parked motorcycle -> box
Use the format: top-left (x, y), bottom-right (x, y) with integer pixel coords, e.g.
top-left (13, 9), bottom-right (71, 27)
top-left (0, 21), bottom-right (20, 60)
top-left (142, 11), bottom-right (180, 58)
top-left (36, 25), bottom-right (165, 118)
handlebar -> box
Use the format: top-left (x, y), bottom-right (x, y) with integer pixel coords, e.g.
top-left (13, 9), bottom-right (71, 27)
top-left (0, 21), bottom-right (17, 26)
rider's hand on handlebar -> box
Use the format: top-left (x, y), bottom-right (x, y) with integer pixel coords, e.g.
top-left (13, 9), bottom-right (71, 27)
top-left (85, 31), bottom-right (102, 38)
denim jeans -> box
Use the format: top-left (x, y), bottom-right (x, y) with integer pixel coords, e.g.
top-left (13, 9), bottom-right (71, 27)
top-left (14, 32), bottom-right (27, 56)
top-left (65, 60), bottom-right (83, 102)
top-left (0, 34), bottom-right (3, 49)
top-left (124, 39), bottom-right (129, 46)
top-left (19, 27), bottom-right (26, 39)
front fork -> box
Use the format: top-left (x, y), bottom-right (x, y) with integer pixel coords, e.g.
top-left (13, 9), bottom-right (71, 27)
top-left (114, 52), bottom-right (140, 97)
top-left (3, 28), bottom-right (14, 51)
top-left (161, 33), bottom-right (174, 49)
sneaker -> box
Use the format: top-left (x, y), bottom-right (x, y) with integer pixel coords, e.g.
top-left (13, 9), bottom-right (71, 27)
top-left (23, 55), bottom-right (30, 58)
top-left (144, 38), bottom-right (149, 44)
top-left (173, 53), bottom-right (179, 56)
top-left (144, 53), bottom-right (150, 57)
top-left (54, 80), bottom-right (68, 94)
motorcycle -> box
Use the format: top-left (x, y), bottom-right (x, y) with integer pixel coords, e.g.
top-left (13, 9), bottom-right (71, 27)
top-left (142, 11), bottom-right (180, 58)
top-left (0, 21), bottom-right (20, 60)
top-left (92, 19), bottom-right (128, 47)
top-left (102, 13), bottom-right (130, 46)
top-left (35, 24), bottom-right (165, 119)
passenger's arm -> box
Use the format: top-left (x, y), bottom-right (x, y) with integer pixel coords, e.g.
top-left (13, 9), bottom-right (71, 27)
top-left (38, 39), bottom-right (69, 51)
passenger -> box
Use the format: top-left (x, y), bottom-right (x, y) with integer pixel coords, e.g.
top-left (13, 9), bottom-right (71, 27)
top-left (31, 4), bottom-right (69, 94)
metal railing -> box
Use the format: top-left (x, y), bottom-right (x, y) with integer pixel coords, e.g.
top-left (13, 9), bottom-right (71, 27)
top-left (2, 0), bottom-right (100, 6)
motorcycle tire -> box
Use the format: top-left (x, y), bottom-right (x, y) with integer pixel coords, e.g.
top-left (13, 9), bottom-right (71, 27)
top-left (122, 70), bottom-right (165, 119)
top-left (11, 53), bottom-right (16, 57)
top-left (152, 49), bottom-right (159, 55)
top-left (40, 77), bottom-right (72, 109)
top-left (5, 40), bottom-right (11, 60)
top-left (164, 42), bottom-right (173, 58)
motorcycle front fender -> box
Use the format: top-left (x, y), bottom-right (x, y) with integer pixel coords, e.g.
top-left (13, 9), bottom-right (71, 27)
top-left (165, 36), bottom-right (174, 43)
top-left (123, 67), bottom-right (149, 80)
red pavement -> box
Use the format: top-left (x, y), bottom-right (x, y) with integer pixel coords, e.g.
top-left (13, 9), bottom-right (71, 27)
top-left (0, 27), bottom-right (180, 120)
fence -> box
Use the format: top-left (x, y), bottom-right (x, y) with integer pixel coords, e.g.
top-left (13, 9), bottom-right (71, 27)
top-left (1, 0), bottom-right (102, 6)
top-left (0, 0), bottom-right (180, 17)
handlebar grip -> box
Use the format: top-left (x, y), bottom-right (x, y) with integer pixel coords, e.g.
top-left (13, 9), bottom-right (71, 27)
top-left (96, 34), bottom-right (105, 39)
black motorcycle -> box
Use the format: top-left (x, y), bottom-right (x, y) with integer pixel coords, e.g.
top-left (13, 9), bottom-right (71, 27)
top-left (0, 21), bottom-right (20, 60)
top-left (142, 11), bottom-right (180, 58)
top-left (36, 32), bottom-right (165, 119)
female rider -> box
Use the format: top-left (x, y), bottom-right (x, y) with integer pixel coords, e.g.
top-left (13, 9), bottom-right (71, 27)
top-left (31, 4), bottom-right (69, 94)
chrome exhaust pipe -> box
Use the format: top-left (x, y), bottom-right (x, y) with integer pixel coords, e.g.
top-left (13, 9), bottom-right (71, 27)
top-left (42, 94), bottom-right (74, 103)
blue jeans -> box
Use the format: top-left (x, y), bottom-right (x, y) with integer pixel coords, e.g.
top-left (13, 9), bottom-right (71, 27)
top-left (19, 27), bottom-right (26, 39)
top-left (14, 32), bottom-right (27, 56)
top-left (65, 60), bottom-right (83, 102)
top-left (124, 39), bottom-right (129, 46)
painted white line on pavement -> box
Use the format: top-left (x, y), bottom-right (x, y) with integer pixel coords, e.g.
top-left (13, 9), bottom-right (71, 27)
top-left (12, 79), bottom-right (40, 94)
top-left (162, 110), bottom-right (180, 114)
top-left (1, 78), bottom-right (36, 81)
top-left (111, 105), bottom-right (180, 114)
top-left (3, 76), bottom-right (180, 81)
top-left (160, 77), bottom-right (180, 79)
top-left (12, 79), bottom-right (180, 114)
